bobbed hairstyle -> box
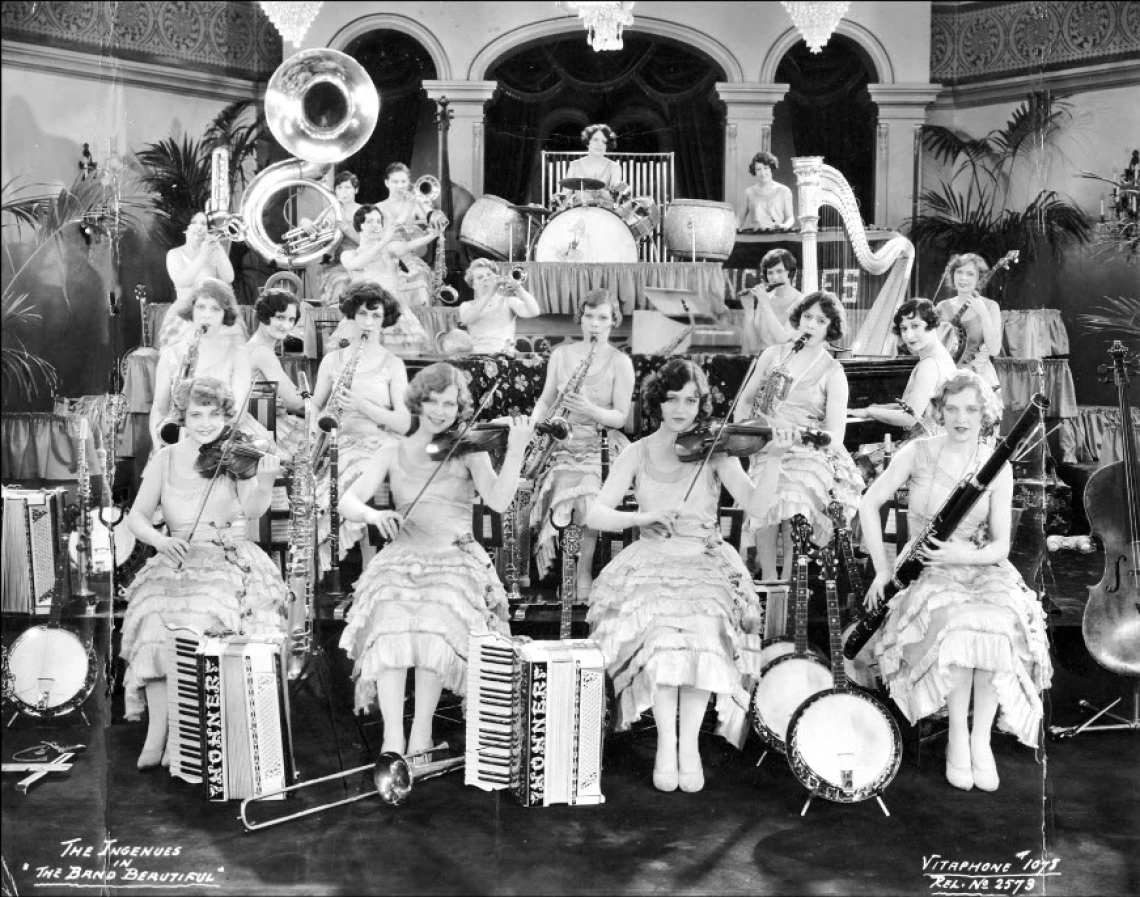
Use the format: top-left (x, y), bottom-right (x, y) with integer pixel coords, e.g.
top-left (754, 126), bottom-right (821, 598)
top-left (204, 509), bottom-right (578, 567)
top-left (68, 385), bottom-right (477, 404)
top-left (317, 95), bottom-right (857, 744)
top-left (749, 151), bottom-right (779, 175)
top-left (891, 298), bottom-right (939, 335)
top-left (641, 358), bottom-right (712, 426)
top-left (573, 288), bottom-right (623, 327)
top-left (581, 124), bottom-right (617, 149)
top-left (254, 288), bottom-right (301, 325)
top-left (405, 362), bottom-right (473, 422)
top-left (944, 252), bottom-right (990, 283)
top-left (339, 281), bottom-right (402, 328)
top-left (930, 370), bottom-right (1002, 435)
top-left (760, 247), bottom-right (798, 281)
top-left (464, 258), bottom-right (499, 287)
top-left (334, 171), bottom-right (359, 190)
top-left (353, 204), bottom-right (383, 232)
top-left (789, 290), bottom-right (847, 343)
top-left (170, 376), bottom-right (236, 424)
top-left (178, 278), bottom-right (239, 327)
top-left (384, 162), bottom-right (410, 180)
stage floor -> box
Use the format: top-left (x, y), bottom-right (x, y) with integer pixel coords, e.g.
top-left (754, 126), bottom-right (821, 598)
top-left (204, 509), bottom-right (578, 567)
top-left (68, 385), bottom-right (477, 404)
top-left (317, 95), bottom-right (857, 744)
top-left (1, 550), bottom-right (1135, 896)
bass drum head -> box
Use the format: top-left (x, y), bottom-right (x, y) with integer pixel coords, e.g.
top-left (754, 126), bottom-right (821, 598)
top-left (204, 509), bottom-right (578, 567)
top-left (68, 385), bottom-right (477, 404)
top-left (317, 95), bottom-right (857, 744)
top-left (786, 689), bottom-right (902, 803)
top-left (6, 626), bottom-right (95, 715)
top-left (534, 207), bottom-right (638, 264)
top-left (750, 654), bottom-right (832, 752)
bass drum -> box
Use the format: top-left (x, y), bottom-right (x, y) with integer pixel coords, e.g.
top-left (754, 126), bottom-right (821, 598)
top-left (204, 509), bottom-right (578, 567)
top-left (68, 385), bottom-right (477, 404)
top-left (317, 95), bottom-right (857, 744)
top-left (663, 199), bottom-right (737, 261)
top-left (4, 625), bottom-right (96, 718)
top-left (459, 195), bottom-right (527, 261)
top-left (786, 688), bottom-right (902, 804)
top-left (534, 207), bottom-right (638, 264)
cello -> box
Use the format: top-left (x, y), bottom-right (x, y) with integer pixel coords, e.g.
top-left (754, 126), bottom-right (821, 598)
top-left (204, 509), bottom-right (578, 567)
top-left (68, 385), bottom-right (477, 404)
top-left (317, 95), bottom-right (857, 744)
top-left (1081, 341), bottom-right (1140, 680)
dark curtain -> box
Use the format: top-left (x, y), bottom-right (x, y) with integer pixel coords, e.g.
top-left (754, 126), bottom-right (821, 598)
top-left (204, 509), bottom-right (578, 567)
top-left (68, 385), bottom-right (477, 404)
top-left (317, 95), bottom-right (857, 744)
top-left (669, 92), bottom-right (725, 200)
top-left (485, 92), bottom-right (547, 204)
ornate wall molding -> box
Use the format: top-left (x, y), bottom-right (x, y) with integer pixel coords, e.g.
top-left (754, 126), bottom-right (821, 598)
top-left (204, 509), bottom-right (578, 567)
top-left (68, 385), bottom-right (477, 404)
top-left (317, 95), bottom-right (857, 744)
top-left (931, 1), bottom-right (1140, 86)
top-left (0, 0), bottom-right (280, 80)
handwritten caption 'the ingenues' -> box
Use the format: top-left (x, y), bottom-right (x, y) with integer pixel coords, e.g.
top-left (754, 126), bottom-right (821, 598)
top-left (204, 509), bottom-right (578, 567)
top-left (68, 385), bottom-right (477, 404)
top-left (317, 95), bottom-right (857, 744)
top-left (32, 839), bottom-right (221, 888)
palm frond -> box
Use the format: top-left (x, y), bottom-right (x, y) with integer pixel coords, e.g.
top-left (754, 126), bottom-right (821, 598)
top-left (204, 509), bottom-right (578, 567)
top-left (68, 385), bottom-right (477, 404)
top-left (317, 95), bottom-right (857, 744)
top-left (1, 291), bottom-right (59, 404)
top-left (1077, 296), bottom-right (1140, 341)
top-left (136, 135), bottom-right (211, 248)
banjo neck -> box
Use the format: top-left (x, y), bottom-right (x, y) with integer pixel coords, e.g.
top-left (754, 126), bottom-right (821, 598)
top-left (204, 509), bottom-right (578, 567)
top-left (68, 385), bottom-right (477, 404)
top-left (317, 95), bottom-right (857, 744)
top-left (821, 549), bottom-right (848, 690)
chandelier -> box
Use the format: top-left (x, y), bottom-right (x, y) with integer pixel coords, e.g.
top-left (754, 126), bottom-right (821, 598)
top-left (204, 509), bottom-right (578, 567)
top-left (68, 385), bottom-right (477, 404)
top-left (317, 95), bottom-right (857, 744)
top-left (781, 1), bottom-right (850, 54)
top-left (560, 2), bottom-right (636, 52)
top-left (259, 1), bottom-right (324, 49)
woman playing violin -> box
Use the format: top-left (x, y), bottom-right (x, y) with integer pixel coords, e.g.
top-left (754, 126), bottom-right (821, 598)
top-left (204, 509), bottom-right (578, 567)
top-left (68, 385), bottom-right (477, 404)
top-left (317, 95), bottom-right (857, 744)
top-left (120, 377), bottom-right (287, 771)
top-left (246, 288), bottom-right (305, 456)
top-left (936, 253), bottom-right (1004, 404)
top-left (338, 363), bottom-right (534, 757)
top-left (734, 290), bottom-right (863, 580)
top-left (860, 372), bottom-right (1051, 792)
top-left (458, 259), bottom-right (542, 356)
top-left (313, 283), bottom-right (411, 570)
top-left (529, 289), bottom-right (635, 599)
top-left (587, 359), bottom-right (795, 792)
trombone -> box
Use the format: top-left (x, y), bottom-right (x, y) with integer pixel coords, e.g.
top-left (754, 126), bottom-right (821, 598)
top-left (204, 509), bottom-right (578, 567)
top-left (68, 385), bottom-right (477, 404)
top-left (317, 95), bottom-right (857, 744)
top-left (239, 744), bottom-right (464, 831)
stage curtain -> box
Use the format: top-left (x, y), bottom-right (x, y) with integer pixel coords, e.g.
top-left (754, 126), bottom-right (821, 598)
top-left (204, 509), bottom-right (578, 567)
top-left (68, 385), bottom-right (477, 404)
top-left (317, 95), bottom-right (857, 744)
top-left (1, 413), bottom-right (101, 480)
top-left (515, 262), bottom-right (726, 315)
top-left (1001, 309), bottom-right (1070, 359)
top-left (1059, 405), bottom-right (1140, 466)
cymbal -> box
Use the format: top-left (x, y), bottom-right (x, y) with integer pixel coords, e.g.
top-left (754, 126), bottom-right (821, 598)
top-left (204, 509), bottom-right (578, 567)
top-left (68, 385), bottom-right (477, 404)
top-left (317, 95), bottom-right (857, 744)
top-left (560, 177), bottom-right (606, 191)
top-left (512, 203), bottom-right (553, 215)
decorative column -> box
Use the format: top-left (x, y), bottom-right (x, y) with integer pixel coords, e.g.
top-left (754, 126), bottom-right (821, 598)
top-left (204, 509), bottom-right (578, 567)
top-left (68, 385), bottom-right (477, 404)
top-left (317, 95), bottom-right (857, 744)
top-left (422, 80), bottom-right (497, 197)
top-left (866, 84), bottom-right (941, 228)
top-left (714, 83), bottom-right (790, 208)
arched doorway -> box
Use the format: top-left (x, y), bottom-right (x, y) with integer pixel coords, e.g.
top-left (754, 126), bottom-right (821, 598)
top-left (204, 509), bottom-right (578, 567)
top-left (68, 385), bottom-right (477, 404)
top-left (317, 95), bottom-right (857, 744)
top-left (772, 35), bottom-right (877, 223)
top-left (483, 34), bottom-right (725, 204)
top-left (341, 29), bottom-right (438, 202)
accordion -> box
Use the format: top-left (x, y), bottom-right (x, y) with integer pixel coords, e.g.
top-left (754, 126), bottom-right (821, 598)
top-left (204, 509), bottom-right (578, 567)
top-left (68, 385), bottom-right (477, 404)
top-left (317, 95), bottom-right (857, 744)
top-left (1, 488), bottom-right (70, 615)
top-left (167, 631), bottom-right (295, 801)
top-left (466, 631), bottom-right (606, 807)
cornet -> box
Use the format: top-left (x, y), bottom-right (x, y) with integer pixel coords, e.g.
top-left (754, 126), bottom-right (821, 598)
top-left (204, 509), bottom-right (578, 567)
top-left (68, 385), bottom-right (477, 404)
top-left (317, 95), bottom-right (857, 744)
top-left (413, 174), bottom-right (450, 230)
top-left (499, 265), bottom-right (527, 294)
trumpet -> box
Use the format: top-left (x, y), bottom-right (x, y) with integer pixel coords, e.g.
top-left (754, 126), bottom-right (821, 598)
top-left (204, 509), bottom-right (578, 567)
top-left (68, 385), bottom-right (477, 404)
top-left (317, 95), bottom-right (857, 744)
top-left (413, 174), bottom-right (450, 230)
top-left (498, 265), bottom-right (527, 294)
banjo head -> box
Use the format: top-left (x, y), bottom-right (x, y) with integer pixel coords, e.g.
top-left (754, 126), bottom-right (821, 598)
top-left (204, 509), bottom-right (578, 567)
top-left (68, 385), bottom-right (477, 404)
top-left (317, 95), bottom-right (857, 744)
top-left (786, 688), bottom-right (902, 803)
top-left (6, 626), bottom-right (96, 717)
top-left (750, 653), bottom-right (832, 753)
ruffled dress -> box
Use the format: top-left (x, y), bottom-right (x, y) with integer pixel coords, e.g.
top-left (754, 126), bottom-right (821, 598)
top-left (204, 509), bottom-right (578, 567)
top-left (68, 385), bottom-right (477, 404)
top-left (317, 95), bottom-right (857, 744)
top-left (746, 347), bottom-right (864, 547)
top-left (874, 438), bottom-right (1052, 746)
top-left (119, 448), bottom-right (287, 720)
top-left (339, 446), bottom-right (511, 711)
top-left (587, 442), bottom-right (764, 747)
top-left (315, 347), bottom-right (404, 571)
top-left (529, 344), bottom-right (631, 579)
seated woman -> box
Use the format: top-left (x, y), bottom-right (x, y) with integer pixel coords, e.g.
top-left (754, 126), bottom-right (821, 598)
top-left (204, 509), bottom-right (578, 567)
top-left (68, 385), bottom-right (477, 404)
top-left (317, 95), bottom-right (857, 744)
top-left (120, 376), bottom-right (287, 770)
top-left (737, 151), bottom-right (796, 232)
top-left (246, 288), bottom-right (305, 456)
top-left (338, 204), bottom-right (441, 357)
top-left (935, 253), bottom-right (1004, 405)
top-left (529, 289), bottom-right (635, 598)
top-left (159, 211), bottom-right (244, 348)
top-left (457, 259), bottom-right (541, 356)
top-left (734, 290), bottom-right (864, 580)
top-left (338, 363), bottom-right (534, 756)
top-left (740, 248), bottom-right (802, 354)
top-left (860, 372), bottom-right (1052, 792)
top-left (315, 171), bottom-right (364, 308)
top-left (587, 359), bottom-right (795, 792)
top-left (312, 282), bottom-right (411, 570)
top-left (377, 162), bottom-right (437, 306)
top-left (850, 298), bottom-right (957, 437)
top-left (561, 124), bottom-right (624, 206)
top-left (150, 279), bottom-right (257, 450)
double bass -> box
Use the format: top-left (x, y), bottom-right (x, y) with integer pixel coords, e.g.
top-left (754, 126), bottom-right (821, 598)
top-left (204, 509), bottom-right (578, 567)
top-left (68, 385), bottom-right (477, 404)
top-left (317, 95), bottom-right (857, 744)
top-left (1081, 341), bottom-right (1140, 679)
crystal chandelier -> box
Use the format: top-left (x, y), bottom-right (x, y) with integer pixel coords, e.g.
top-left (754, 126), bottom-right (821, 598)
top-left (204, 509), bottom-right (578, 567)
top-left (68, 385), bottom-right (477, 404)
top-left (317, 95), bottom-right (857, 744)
top-left (560, 2), bottom-right (636, 52)
top-left (259, 1), bottom-right (324, 49)
top-left (781, 1), bottom-right (850, 54)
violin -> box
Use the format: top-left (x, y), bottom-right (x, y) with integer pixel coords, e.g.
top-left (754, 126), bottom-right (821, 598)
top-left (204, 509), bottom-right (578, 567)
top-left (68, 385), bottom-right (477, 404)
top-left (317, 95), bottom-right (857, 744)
top-left (673, 418), bottom-right (830, 463)
top-left (426, 417), bottom-right (571, 461)
top-left (196, 426), bottom-right (282, 481)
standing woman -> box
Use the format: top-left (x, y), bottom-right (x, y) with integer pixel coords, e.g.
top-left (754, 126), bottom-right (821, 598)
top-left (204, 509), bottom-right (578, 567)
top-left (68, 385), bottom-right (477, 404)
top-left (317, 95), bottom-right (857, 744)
top-left (860, 372), bottom-right (1051, 791)
top-left (740, 248), bottom-right (802, 354)
top-left (734, 291), bottom-right (864, 581)
top-left (246, 288), bottom-right (305, 456)
top-left (338, 364), bottom-right (534, 756)
top-left (529, 289), bottom-right (635, 598)
top-left (159, 211), bottom-right (242, 348)
top-left (150, 279), bottom-right (254, 449)
top-left (312, 282), bottom-right (411, 570)
top-left (316, 171), bottom-right (365, 308)
top-left (936, 253), bottom-right (1004, 404)
top-left (120, 377), bottom-right (287, 770)
top-left (587, 359), bottom-right (794, 792)
top-left (737, 152), bottom-right (796, 232)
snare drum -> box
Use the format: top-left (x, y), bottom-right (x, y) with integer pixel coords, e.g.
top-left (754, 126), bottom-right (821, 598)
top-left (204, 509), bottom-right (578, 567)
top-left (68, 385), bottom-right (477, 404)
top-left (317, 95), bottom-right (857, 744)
top-left (663, 199), bottom-right (737, 261)
top-left (459, 195), bottom-right (527, 261)
top-left (624, 196), bottom-right (661, 242)
top-left (534, 206), bottom-right (638, 264)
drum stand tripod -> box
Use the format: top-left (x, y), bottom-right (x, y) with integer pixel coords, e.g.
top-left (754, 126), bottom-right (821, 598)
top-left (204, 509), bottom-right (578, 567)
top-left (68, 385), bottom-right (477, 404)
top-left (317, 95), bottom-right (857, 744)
top-left (1049, 680), bottom-right (1140, 738)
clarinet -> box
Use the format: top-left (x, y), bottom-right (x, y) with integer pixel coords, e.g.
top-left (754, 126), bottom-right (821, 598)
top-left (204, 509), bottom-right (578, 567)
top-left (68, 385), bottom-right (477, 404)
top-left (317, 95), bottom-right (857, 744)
top-left (843, 393), bottom-right (1049, 660)
top-left (326, 428), bottom-right (344, 600)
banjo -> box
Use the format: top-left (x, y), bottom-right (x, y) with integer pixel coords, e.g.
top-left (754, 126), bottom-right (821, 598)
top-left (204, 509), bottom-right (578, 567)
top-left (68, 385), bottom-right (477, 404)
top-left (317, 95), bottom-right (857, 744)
top-left (828, 500), bottom-right (882, 692)
top-left (785, 547), bottom-right (902, 816)
top-left (750, 517), bottom-right (831, 759)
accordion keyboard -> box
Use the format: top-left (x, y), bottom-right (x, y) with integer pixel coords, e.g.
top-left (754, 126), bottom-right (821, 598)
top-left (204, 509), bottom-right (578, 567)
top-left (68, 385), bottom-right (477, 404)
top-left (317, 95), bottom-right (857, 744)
top-left (465, 632), bottom-right (518, 790)
top-left (167, 632), bottom-right (204, 784)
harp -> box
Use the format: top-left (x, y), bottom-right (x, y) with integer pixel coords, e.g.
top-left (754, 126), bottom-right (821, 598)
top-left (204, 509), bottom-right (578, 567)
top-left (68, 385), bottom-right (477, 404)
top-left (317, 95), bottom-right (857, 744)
top-left (791, 156), bottom-right (915, 356)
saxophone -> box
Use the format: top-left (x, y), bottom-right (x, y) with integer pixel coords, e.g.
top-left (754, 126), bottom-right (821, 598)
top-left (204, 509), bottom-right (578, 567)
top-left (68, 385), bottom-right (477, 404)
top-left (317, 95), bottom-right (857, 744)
top-left (158, 324), bottom-right (206, 445)
top-left (521, 335), bottom-right (594, 482)
top-left (313, 330), bottom-right (369, 471)
top-left (286, 374), bottom-right (317, 681)
top-left (70, 419), bottom-right (95, 599)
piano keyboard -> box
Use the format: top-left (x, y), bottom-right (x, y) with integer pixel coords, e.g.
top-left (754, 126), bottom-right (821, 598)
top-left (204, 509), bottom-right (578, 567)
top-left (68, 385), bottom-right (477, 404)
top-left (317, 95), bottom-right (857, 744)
top-left (167, 631), bottom-right (204, 784)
